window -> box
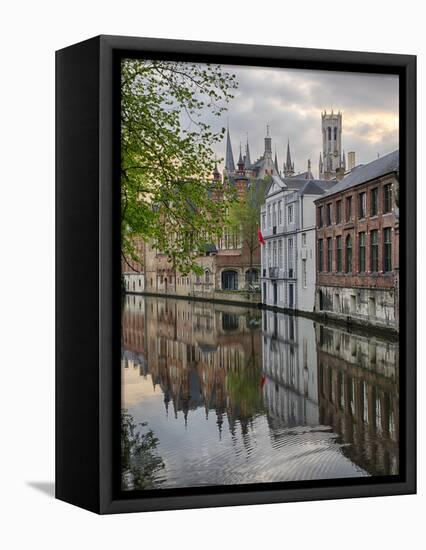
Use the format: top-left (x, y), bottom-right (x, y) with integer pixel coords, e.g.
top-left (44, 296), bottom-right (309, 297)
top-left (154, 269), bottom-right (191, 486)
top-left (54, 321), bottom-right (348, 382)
top-left (326, 203), bottom-right (332, 225)
top-left (318, 239), bottom-right (323, 272)
top-left (288, 204), bottom-right (294, 223)
top-left (327, 237), bottom-right (332, 272)
top-left (205, 269), bottom-right (210, 284)
top-left (345, 235), bottom-right (352, 272)
top-left (328, 126), bottom-right (331, 140)
top-left (288, 238), bottom-right (294, 276)
top-left (267, 242), bottom-right (271, 267)
top-left (384, 228), bottom-right (392, 271)
top-left (358, 192), bottom-right (366, 219)
top-left (370, 187), bottom-right (378, 216)
top-left (346, 196), bottom-right (352, 221)
top-left (336, 200), bottom-right (342, 223)
top-left (370, 230), bottom-right (379, 272)
top-left (222, 270), bottom-right (238, 290)
top-left (278, 239), bottom-right (282, 267)
top-left (272, 202), bottom-right (277, 227)
top-left (302, 259), bottom-right (307, 287)
top-left (334, 126), bottom-right (337, 140)
top-left (359, 232), bottom-right (366, 272)
top-left (267, 204), bottom-right (271, 227)
top-left (278, 201), bottom-right (282, 225)
top-left (273, 240), bottom-right (277, 266)
top-left (262, 214), bottom-right (266, 229)
top-left (318, 205), bottom-right (323, 227)
top-left (336, 236), bottom-right (342, 271)
top-left (302, 232), bottom-right (307, 246)
top-left (383, 184), bottom-right (392, 213)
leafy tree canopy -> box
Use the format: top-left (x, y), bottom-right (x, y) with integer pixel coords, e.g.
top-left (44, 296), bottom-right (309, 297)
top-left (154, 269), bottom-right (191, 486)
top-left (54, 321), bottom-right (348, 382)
top-left (226, 177), bottom-right (268, 266)
top-left (121, 59), bottom-right (238, 274)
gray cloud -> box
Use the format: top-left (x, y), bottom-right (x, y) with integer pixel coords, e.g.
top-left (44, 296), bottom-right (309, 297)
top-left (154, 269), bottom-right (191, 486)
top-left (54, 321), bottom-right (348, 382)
top-left (205, 64), bottom-right (398, 178)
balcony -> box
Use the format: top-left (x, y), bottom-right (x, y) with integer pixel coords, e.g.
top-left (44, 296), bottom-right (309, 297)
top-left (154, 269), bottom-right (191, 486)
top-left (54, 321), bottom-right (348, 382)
top-left (269, 267), bottom-right (279, 279)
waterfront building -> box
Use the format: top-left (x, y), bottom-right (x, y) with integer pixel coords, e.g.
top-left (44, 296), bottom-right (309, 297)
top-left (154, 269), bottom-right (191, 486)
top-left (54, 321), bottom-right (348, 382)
top-left (314, 149), bottom-right (399, 331)
top-left (260, 172), bottom-right (336, 312)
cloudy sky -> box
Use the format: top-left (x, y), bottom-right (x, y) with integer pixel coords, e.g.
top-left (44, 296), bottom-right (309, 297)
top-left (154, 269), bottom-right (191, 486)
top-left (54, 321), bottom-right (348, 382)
top-left (208, 65), bottom-right (399, 178)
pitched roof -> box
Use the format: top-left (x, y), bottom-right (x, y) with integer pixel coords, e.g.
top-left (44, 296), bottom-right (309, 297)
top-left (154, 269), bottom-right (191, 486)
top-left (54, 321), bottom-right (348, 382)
top-left (299, 180), bottom-right (327, 196)
top-left (324, 149), bottom-right (399, 196)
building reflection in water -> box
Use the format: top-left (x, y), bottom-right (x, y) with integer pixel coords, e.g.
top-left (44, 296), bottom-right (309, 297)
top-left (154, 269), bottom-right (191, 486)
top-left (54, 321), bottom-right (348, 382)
top-left (121, 294), bottom-right (399, 489)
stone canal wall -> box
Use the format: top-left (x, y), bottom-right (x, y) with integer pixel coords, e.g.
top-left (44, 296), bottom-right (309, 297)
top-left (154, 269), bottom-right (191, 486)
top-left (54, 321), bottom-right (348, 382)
top-left (126, 287), bottom-right (262, 307)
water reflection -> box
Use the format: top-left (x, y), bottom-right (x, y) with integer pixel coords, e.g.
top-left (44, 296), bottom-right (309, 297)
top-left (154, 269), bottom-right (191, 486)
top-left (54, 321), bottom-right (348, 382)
top-left (121, 294), bottom-right (399, 489)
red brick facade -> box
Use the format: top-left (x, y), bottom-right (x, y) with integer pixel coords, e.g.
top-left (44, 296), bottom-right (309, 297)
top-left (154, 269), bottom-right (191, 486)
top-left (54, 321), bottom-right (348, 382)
top-left (315, 173), bottom-right (399, 290)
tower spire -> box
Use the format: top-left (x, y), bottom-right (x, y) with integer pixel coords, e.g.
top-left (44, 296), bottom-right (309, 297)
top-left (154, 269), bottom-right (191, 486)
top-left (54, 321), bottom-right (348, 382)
top-left (283, 139), bottom-right (295, 177)
top-left (225, 122), bottom-right (235, 173)
top-left (274, 145), bottom-right (279, 173)
top-left (244, 133), bottom-right (251, 169)
top-left (264, 125), bottom-right (272, 158)
top-left (237, 142), bottom-right (244, 171)
top-left (306, 158), bottom-right (314, 179)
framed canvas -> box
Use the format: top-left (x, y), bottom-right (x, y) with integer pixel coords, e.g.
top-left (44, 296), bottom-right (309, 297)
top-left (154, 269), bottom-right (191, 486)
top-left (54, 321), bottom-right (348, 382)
top-left (56, 35), bottom-right (416, 514)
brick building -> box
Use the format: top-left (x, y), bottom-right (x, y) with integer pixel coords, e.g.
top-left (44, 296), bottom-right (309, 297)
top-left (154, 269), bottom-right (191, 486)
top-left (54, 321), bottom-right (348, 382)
top-left (314, 150), bottom-right (399, 331)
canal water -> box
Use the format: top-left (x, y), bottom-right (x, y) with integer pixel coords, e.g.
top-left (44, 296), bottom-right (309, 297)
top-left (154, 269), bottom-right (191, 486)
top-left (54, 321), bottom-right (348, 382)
top-left (121, 294), bottom-right (399, 491)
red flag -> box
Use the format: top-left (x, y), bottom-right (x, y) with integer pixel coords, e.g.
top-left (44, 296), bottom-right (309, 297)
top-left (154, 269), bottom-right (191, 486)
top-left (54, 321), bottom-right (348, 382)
top-left (257, 228), bottom-right (266, 245)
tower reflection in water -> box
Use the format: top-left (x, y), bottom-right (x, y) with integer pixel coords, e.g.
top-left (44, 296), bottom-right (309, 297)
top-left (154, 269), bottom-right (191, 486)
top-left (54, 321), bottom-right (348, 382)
top-left (121, 294), bottom-right (399, 490)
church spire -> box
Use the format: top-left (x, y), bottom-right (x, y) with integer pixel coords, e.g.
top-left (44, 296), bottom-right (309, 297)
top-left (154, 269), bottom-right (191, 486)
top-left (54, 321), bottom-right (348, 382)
top-left (225, 122), bottom-right (235, 173)
top-left (237, 142), bottom-right (244, 171)
top-left (244, 134), bottom-right (251, 169)
top-left (306, 158), bottom-right (314, 179)
top-left (274, 145), bottom-right (279, 173)
top-left (286, 139), bottom-right (292, 167)
top-left (264, 125), bottom-right (272, 158)
top-left (283, 139), bottom-right (295, 177)
top-left (319, 152), bottom-right (323, 178)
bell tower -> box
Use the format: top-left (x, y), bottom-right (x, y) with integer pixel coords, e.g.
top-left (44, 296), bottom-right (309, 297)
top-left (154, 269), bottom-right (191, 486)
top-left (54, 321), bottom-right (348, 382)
top-left (320, 110), bottom-right (343, 179)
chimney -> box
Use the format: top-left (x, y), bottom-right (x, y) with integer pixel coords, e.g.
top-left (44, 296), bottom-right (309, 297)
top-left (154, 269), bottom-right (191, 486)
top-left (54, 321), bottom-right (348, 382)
top-left (348, 151), bottom-right (356, 171)
top-left (336, 167), bottom-right (345, 181)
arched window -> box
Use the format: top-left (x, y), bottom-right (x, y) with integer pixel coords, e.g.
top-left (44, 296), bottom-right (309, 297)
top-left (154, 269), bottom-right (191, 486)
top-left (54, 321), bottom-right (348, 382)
top-left (327, 126), bottom-right (332, 140)
top-left (334, 126), bottom-right (337, 140)
top-left (221, 270), bottom-right (238, 290)
top-left (346, 235), bottom-right (352, 273)
top-left (205, 269), bottom-right (210, 284)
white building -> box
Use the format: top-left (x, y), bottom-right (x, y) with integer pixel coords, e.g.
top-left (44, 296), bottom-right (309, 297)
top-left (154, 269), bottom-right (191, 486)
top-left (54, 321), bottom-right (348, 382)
top-left (260, 175), bottom-right (336, 313)
top-left (123, 272), bottom-right (145, 294)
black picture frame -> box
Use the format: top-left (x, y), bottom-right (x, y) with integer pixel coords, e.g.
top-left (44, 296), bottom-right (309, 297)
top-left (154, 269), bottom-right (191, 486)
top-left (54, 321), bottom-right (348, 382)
top-left (56, 35), bottom-right (416, 514)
